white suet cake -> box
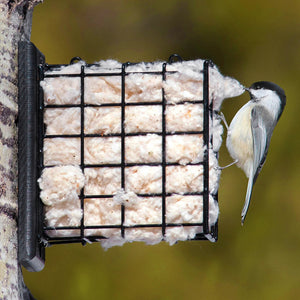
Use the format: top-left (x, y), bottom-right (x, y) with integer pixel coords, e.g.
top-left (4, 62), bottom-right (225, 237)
top-left (39, 58), bottom-right (245, 248)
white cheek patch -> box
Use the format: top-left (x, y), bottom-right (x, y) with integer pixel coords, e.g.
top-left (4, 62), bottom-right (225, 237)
top-left (250, 89), bottom-right (281, 120)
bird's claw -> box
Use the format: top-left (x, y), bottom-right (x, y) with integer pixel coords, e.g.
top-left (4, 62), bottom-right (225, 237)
top-left (216, 111), bottom-right (229, 130)
top-left (215, 159), bottom-right (238, 170)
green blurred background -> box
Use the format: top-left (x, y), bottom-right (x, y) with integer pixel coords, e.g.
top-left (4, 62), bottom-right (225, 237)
top-left (24, 0), bottom-right (299, 299)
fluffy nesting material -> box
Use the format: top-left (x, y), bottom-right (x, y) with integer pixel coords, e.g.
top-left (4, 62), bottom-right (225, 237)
top-left (39, 58), bottom-right (244, 248)
top-left (125, 106), bottom-right (161, 133)
top-left (84, 198), bottom-right (121, 239)
top-left (41, 77), bottom-right (81, 105)
top-left (44, 134), bottom-right (205, 166)
top-left (82, 149), bottom-right (220, 196)
top-left (164, 195), bottom-right (219, 245)
top-left (85, 107), bottom-right (121, 135)
top-left (41, 59), bottom-right (244, 110)
top-left (44, 108), bottom-right (81, 135)
top-left (125, 135), bottom-right (162, 163)
top-left (45, 201), bottom-right (82, 237)
top-left (84, 137), bottom-right (121, 165)
top-left (126, 74), bottom-right (162, 103)
top-left (38, 166), bottom-right (85, 237)
top-left (84, 167), bottom-right (121, 195)
top-left (44, 104), bottom-right (203, 135)
top-left (166, 134), bottom-right (203, 165)
top-left (44, 138), bottom-right (80, 166)
top-left (165, 103), bottom-right (203, 133)
top-left (211, 116), bottom-right (224, 152)
top-left (164, 60), bottom-right (244, 110)
top-left (125, 166), bottom-right (162, 194)
top-left (83, 191), bottom-right (219, 248)
top-left (38, 165), bottom-right (85, 206)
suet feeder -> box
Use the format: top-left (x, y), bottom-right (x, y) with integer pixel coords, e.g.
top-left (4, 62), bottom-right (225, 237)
top-left (18, 41), bottom-right (222, 272)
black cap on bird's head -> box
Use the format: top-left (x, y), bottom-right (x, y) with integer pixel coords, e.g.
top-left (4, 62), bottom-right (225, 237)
top-left (248, 81), bottom-right (286, 120)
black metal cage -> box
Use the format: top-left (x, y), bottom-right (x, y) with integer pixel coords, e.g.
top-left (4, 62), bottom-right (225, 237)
top-left (18, 41), bottom-right (218, 272)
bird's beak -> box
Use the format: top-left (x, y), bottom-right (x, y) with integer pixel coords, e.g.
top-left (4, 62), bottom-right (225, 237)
top-left (245, 88), bottom-right (258, 101)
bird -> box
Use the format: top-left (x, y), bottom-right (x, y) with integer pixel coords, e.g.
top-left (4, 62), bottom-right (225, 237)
top-left (225, 81), bottom-right (286, 224)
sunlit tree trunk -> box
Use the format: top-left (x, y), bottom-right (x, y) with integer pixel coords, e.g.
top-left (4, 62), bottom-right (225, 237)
top-left (0, 1), bottom-right (41, 299)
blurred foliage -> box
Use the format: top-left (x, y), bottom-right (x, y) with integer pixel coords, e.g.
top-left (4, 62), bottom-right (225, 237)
top-left (25, 0), bottom-right (300, 299)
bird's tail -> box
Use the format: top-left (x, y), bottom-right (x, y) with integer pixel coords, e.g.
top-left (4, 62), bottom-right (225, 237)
top-left (241, 170), bottom-right (254, 225)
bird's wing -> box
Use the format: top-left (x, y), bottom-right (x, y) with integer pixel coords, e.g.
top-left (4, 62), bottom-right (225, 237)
top-left (251, 106), bottom-right (275, 184)
top-left (241, 106), bottom-right (274, 224)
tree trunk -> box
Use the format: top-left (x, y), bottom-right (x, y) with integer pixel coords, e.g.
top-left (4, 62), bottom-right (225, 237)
top-left (0, 1), bottom-right (41, 299)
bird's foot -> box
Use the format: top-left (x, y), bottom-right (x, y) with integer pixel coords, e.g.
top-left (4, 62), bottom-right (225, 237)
top-left (215, 159), bottom-right (238, 170)
top-left (216, 111), bottom-right (229, 130)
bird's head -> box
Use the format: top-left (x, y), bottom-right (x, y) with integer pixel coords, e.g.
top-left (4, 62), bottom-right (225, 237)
top-left (247, 81), bottom-right (286, 119)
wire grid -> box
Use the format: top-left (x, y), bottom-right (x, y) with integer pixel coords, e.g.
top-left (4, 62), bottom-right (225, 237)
top-left (38, 57), bottom-right (217, 246)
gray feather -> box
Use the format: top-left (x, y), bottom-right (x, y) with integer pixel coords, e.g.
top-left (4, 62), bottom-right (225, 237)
top-left (241, 106), bottom-right (275, 223)
top-left (251, 106), bottom-right (275, 183)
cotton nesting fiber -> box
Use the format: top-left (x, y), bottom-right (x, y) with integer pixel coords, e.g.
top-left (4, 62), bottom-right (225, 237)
top-left (125, 166), bottom-right (162, 194)
top-left (113, 190), bottom-right (163, 245)
top-left (125, 165), bottom-right (204, 195)
top-left (124, 105), bottom-right (162, 133)
top-left (45, 61), bottom-right (84, 75)
top-left (44, 138), bottom-right (80, 166)
top-left (125, 134), bottom-right (162, 163)
top-left (166, 134), bottom-right (203, 165)
top-left (125, 197), bottom-right (162, 225)
top-left (164, 195), bottom-right (219, 245)
top-left (166, 195), bottom-right (203, 223)
top-left (42, 67), bottom-right (162, 106)
top-left (84, 198), bottom-right (121, 225)
top-left (84, 192), bottom-right (163, 247)
top-left (162, 60), bottom-right (204, 103)
top-left (164, 72), bottom-right (203, 103)
top-left (125, 134), bottom-right (204, 165)
top-left (165, 103), bottom-right (203, 133)
top-left (125, 74), bottom-right (162, 103)
top-left (165, 195), bottom-right (218, 224)
top-left (84, 167), bottom-right (121, 195)
top-left (38, 165), bottom-right (85, 237)
top-left (45, 201), bottom-right (82, 237)
top-left (84, 107), bottom-right (121, 135)
top-left (166, 165), bottom-right (203, 194)
top-left (84, 137), bottom-right (121, 165)
top-left (85, 59), bottom-right (122, 73)
top-left (208, 149), bottom-right (221, 195)
top-left (41, 59), bottom-right (245, 110)
top-left (85, 74), bottom-right (163, 104)
top-left (113, 190), bottom-right (161, 224)
top-left (165, 151), bottom-right (220, 194)
top-left (41, 77), bottom-right (81, 106)
top-left (44, 107), bottom-right (81, 135)
top-left (125, 144), bottom-right (218, 195)
top-left (211, 116), bottom-right (224, 152)
top-left (125, 228), bottom-right (162, 246)
top-left (164, 59), bottom-right (245, 110)
top-left (85, 76), bottom-right (121, 105)
top-left (38, 165), bottom-right (85, 206)
top-left (208, 66), bottom-right (245, 111)
top-left (84, 198), bottom-right (121, 237)
top-left (126, 61), bottom-right (162, 73)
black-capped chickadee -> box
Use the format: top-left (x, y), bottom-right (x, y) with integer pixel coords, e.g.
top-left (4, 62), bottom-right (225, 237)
top-left (226, 81), bottom-right (286, 224)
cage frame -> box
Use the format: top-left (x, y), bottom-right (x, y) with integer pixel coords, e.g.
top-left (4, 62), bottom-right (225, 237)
top-left (18, 41), bottom-right (218, 272)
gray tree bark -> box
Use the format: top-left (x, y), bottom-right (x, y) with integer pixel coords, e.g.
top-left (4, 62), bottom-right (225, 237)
top-left (0, 0), bottom-right (42, 299)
